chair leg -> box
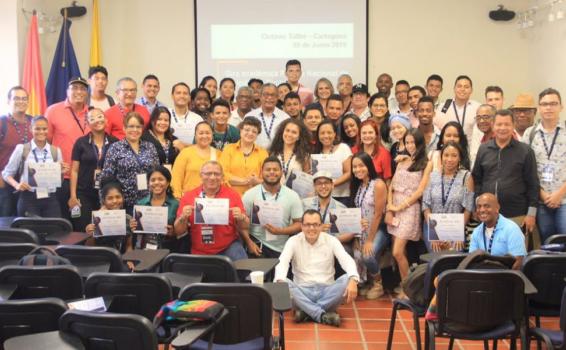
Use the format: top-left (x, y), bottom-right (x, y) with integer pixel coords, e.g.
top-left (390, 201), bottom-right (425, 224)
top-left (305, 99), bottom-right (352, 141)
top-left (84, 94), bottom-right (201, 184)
top-left (510, 336), bottom-right (517, 350)
top-left (448, 337), bottom-right (454, 350)
top-left (414, 310), bottom-right (422, 350)
top-left (483, 340), bottom-right (489, 350)
top-left (386, 303), bottom-right (399, 350)
top-left (535, 316), bottom-right (542, 350)
top-left (493, 339), bottom-right (498, 350)
top-left (426, 321), bottom-right (436, 350)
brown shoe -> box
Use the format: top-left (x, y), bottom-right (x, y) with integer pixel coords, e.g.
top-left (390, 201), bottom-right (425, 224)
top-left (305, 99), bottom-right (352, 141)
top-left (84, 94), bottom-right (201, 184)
top-left (366, 280), bottom-right (384, 300)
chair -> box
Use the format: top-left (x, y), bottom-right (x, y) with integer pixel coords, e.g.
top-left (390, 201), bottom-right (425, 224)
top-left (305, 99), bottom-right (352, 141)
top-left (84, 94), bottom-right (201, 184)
top-left (162, 254), bottom-right (239, 282)
top-left (0, 243), bottom-right (38, 268)
top-left (0, 228), bottom-right (39, 244)
top-left (10, 217), bottom-right (72, 245)
top-left (179, 283), bottom-right (273, 350)
top-left (546, 235), bottom-right (566, 245)
top-left (59, 309), bottom-right (158, 350)
top-left (84, 273), bottom-right (173, 321)
top-left (530, 287), bottom-right (566, 350)
top-left (425, 270), bottom-right (527, 350)
top-left (0, 265), bottom-right (83, 300)
top-left (522, 253), bottom-right (566, 349)
top-left (0, 297), bottom-right (67, 350)
top-left (386, 253), bottom-right (467, 350)
top-left (55, 245), bottom-right (127, 277)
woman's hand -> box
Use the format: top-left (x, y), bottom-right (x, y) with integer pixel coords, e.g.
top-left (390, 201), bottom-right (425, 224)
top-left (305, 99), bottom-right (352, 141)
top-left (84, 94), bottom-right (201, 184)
top-left (16, 182), bottom-right (32, 192)
top-left (68, 197), bottom-right (81, 209)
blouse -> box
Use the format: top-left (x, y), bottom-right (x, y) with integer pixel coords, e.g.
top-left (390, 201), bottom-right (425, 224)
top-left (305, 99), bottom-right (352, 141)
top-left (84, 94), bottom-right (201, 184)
top-left (219, 141), bottom-right (269, 195)
top-left (141, 130), bottom-right (178, 166)
top-left (171, 145), bottom-right (222, 198)
top-left (422, 169), bottom-right (474, 214)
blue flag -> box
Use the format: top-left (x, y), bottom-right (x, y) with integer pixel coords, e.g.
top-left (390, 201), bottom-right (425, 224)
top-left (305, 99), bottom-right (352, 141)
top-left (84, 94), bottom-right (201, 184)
top-left (46, 19), bottom-right (81, 106)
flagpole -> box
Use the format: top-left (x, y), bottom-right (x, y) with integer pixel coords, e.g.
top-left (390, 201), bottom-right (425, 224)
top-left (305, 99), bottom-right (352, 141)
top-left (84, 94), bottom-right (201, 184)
top-left (62, 9), bottom-right (67, 68)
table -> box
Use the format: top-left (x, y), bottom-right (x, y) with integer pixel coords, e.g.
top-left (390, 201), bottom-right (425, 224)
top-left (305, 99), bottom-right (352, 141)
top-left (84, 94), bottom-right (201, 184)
top-left (234, 258), bottom-right (278, 281)
top-left (163, 272), bottom-right (203, 295)
top-left (0, 283), bottom-right (17, 301)
top-left (72, 262), bottom-right (111, 279)
top-left (48, 232), bottom-right (90, 246)
top-left (419, 251), bottom-right (464, 263)
top-left (262, 282), bottom-right (291, 350)
top-left (171, 309), bottom-right (229, 348)
top-left (4, 330), bottom-right (85, 350)
top-left (122, 249), bottom-right (169, 272)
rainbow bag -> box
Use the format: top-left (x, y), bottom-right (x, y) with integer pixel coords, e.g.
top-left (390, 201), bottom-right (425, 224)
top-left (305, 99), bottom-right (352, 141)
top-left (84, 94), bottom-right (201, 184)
top-left (153, 299), bottom-right (224, 327)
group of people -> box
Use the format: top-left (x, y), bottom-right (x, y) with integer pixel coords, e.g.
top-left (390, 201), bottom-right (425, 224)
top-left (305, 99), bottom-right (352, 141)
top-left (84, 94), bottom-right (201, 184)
top-left (0, 59), bottom-right (564, 327)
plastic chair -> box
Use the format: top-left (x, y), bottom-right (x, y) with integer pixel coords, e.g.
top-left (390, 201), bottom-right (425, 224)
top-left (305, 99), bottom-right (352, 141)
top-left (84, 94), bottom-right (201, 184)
top-left (426, 270), bottom-right (527, 350)
top-left (162, 254), bottom-right (239, 282)
top-left (179, 283), bottom-right (273, 350)
top-left (546, 235), bottom-right (566, 245)
top-left (0, 297), bottom-right (67, 350)
top-left (386, 253), bottom-right (467, 350)
top-left (10, 217), bottom-right (72, 245)
top-left (55, 245), bottom-right (127, 277)
top-left (530, 287), bottom-right (566, 350)
top-left (0, 228), bottom-right (39, 244)
top-left (0, 265), bottom-right (83, 300)
top-left (0, 243), bottom-right (38, 268)
top-left (59, 309), bottom-right (158, 350)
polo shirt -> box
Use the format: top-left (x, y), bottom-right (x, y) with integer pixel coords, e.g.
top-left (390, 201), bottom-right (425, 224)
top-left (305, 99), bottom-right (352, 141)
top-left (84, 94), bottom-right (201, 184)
top-left (176, 185), bottom-right (243, 255)
top-left (242, 184), bottom-right (303, 252)
top-left (136, 97), bottom-right (166, 115)
top-left (104, 103), bottom-right (150, 139)
top-left (218, 141), bottom-right (269, 196)
top-left (244, 107), bottom-right (290, 149)
top-left (71, 133), bottom-right (118, 193)
top-left (45, 100), bottom-right (90, 178)
top-left (469, 214), bottom-right (527, 257)
top-left (0, 114), bottom-right (33, 170)
top-left (212, 125), bottom-right (240, 151)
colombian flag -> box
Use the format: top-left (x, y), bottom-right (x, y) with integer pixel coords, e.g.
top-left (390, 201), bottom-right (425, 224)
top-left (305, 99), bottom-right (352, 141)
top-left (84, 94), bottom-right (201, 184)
top-left (90, 0), bottom-right (101, 66)
top-left (22, 12), bottom-right (47, 116)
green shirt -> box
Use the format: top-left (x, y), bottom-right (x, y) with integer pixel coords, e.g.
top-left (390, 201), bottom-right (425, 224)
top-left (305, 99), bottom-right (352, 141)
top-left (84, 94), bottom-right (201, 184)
top-left (136, 193), bottom-right (179, 225)
top-left (213, 124), bottom-right (240, 151)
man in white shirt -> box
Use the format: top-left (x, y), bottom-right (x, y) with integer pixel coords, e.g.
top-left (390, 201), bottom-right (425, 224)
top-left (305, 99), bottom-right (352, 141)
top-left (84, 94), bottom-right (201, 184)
top-left (274, 209), bottom-right (359, 327)
top-left (244, 83), bottom-right (290, 149)
top-left (228, 86), bottom-right (254, 127)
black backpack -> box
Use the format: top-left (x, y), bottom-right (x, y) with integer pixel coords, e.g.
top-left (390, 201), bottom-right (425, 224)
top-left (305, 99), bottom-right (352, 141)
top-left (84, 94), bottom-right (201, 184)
top-left (457, 250), bottom-right (515, 270)
top-left (402, 263), bottom-right (428, 306)
top-left (18, 246), bottom-right (71, 266)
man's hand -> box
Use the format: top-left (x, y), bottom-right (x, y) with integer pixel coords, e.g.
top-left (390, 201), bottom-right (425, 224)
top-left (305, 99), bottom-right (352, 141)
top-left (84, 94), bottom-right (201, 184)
top-left (545, 191), bottom-right (563, 209)
top-left (16, 182), bottom-right (32, 192)
top-left (362, 241), bottom-right (374, 257)
top-left (246, 239), bottom-right (262, 256)
top-left (264, 224), bottom-right (282, 235)
top-left (230, 207), bottom-right (246, 222)
top-left (343, 278), bottom-right (358, 304)
top-left (522, 215), bottom-right (536, 233)
top-left (180, 205), bottom-right (194, 220)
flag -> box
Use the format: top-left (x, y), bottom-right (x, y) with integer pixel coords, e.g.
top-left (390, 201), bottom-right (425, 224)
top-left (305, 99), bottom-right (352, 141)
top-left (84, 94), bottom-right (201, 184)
top-left (90, 0), bottom-right (101, 66)
top-left (45, 15), bottom-right (81, 106)
top-left (22, 12), bottom-right (47, 116)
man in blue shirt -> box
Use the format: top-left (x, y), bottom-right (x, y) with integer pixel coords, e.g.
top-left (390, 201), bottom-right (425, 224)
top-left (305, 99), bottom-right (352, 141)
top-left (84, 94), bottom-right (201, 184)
top-left (469, 193), bottom-right (527, 269)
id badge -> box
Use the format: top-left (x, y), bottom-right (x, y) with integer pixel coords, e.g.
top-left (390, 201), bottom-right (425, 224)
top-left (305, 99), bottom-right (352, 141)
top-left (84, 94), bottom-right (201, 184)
top-left (201, 226), bottom-right (215, 245)
top-left (136, 173), bottom-right (148, 190)
top-left (36, 187), bottom-right (49, 199)
top-left (94, 169), bottom-right (102, 189)
top-left (541, 164), bottom-right (555, 183)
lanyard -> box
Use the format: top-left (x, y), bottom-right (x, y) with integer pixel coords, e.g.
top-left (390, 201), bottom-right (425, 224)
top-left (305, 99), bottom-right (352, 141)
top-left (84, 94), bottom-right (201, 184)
top-left (261, 186), bottom-right (280, 201)
top-left (214, 128), bottom-right (229, 151)
top-left (317, 199), bottom-right (330, 223)
top-left (452, 101), bottom-right (467, 127)
top-left (540, 128), bottom-right (560, 160)
top-left (482, 218), bottom-right (498, 254)
top-left (441, 172), bottom-right (457, 208)
top-left (260, 112), bottom-right (276, 141)
top-left (32, 148), bottom-right (48, 163)
top-left (171, 109), bottom-right (189, 124)
top-left (91, 135), bottom-right (109, 169)
top-left (279, 153), bottom-right (295, 177)
top-left (9, 115), bottom-right (29, 143)
top-left (355, 181), bottom-right (371, 208)
top-left (69, 107), bottom-right (87, 134)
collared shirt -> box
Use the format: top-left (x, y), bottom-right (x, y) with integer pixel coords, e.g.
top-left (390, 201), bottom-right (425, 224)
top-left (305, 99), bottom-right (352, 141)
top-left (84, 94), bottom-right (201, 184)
top-left (71, 133), bottom-right (118, 193)
top-left (171, 146), bottom-right (222, 199)
top-left (472, 138), bottom-right (539, 218)
top-left (101, 139), bottom-right (159, 208)
top-left (45, 100), bottom-right (90, 178)
top-left (353, 106), bottom-right (371, 122)
top-left (423, 126), bottom-right (441, 154)
top-left (212, 124), bottom-right (240, 151)
top-left (218, 141), bottom-right (269, 195)
top-left (104, 103), bottom-right (151, 139)
top-left (242, 184), bottom-right (303, 252)
top-left (137, 193), bottom-right (179, 225)
top-left (168, 108), bottom-right (203, 145)
top-left (2, 140), bottom-right (62, 193)
top-left (228, 109), bottom-right (248, 127)
top-left (136, 97), bottom-right (166, 115)
top-left (522, 121), bottom-right (566, 204)
top-left (274, 232), bottom-right (359, 285)
top-left (244, 107), bottom-right (290, 149)
top-left (469, 214), bottom-right (527, 257)
top-left (434, 99), bottom-right (480, 145)
top-left (302, 196), bottom-right (346, 236)
top-left (0, 114), bottom-right (33, 170)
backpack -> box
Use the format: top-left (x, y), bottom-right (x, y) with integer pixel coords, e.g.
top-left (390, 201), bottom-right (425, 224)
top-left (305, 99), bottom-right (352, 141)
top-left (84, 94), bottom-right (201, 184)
top-left (457, 249), bottom-right (515, 270)
top-left (0, 115), bottom-right (33, 144)
top-left (528, 120), bottom-right (566, 145)
top-left (18, 246), bottom-right (71, 266)
top-left (402, 263), bottom-right (428, 306)
top-left (17, 142), bottom-right (59, 180)
top-left (153, 299), bottom-right (225, 328)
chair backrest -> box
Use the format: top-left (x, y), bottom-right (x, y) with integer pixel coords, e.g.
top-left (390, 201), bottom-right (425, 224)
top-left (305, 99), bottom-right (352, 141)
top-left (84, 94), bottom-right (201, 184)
top-left (179, 283), bottom-right (272, 348)
top-left (522, 254), bottom-right (566, 310)
top-left (546, 234), bottom-right (566, 245)
top-left (11, 217), bottom-right (72, 244)
top-left (0, 243), bottom-right (38, 268)
top-left (0, 265), bottom-right (83, 300)
top-left (0, 228), bottom-right (39, 244)
top-left (161, 254), bottom-right (239, 282)
top-left (84, 273), bottom-right (173, 320)
top-left (59, 310), bottom-right (157, 350)
top-left (422, 253), bottom-right (468, 303)
top-left (435, 270), bottom-right (524, 334)
top-left (55, 245), bottom-right (125, 273)
top-left (0, 297), bottom-right (67, 348)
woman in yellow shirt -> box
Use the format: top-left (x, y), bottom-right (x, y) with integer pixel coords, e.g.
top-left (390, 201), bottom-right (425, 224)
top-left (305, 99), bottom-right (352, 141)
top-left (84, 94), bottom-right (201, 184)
top-left (171, 121), bottom-right (221, 198)
top-left (219, 117), bottom-right (268, 195)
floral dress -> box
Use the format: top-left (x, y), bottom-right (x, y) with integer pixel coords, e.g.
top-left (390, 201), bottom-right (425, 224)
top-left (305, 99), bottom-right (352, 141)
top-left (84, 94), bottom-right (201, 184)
top-left (388, 161), bottom-right (423, 241)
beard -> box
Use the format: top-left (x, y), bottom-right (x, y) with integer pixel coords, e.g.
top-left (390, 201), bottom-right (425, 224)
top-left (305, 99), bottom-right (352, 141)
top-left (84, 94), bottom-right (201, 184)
top-left (263, 176), bottom-right (281, 186)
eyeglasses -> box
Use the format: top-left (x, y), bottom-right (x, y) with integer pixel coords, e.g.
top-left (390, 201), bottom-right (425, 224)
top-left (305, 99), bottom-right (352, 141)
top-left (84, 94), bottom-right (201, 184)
top-left (69, 85), bottom-right (88, 92)
top-left (372, 104), bottom-right (387, 108)
top-left (201, 172), bottom-right (222, 177)
top-left (302, 223), bottom-right (321, 228)
top-left (314, 181), bottom-right (332, 187)
top-left (11, 97), bottom-right (29, 102)
top-left (261, 93), bottom-right (277, 98)
top-left (119, 88), bottom-right (137, 94)
top-left (125, 125), bottom-right (143, 129)
top-left (539, 102), bottom-right (560, 108)
top-left (475, 114), bottom-right (493, 121)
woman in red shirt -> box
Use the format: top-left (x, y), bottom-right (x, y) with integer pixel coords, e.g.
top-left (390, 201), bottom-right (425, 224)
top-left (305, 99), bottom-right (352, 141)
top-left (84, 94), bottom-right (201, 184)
top-left (351, 119), bottom-right (392, 181)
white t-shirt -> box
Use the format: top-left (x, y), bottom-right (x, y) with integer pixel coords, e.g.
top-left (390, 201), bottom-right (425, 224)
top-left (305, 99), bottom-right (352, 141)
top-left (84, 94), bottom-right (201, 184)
top-left (169, 108), bottom-right (203, 145)
top-left (245, 107), bottom-right (290, 149)
top-left (330, 143), bottom-right (353, 197)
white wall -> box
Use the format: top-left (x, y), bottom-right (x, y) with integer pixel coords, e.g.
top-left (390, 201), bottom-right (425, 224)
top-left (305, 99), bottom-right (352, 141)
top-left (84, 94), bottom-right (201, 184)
top-left (0, 0), bottom-right (20, 114)
top-left (16, 0), bottom-right (542, 108)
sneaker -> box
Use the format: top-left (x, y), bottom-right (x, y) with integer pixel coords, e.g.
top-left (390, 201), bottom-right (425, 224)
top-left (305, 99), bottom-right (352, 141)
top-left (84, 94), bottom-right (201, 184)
top-left (294, 309), bottom-right (310, 323)
top-left (366, 280), bottom-right (384, 300)
top-left (320, 312), bottom-right (341, 327)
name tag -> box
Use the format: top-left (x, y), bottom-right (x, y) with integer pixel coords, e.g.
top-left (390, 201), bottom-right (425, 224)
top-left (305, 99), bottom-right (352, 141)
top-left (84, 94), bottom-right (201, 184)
top-left (36, 188), bottom-right (49, 199)
top-left (201, 226), bottom-right (215, 244)
top-left (541, 164), bottom-right (555, 183)
top-left (136, 173), bottom-right (148, 190)
top-left (94, 169), bottom-right (102, 189)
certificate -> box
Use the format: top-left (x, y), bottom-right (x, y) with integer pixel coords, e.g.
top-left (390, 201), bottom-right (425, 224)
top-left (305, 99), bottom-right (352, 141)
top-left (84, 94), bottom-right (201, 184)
top-left (252, 200), bottom-right (283, 242)
top-left (194, 198), bottom-right (229, 225)
top-left (28, 162), bottom-right (61, 189)
top-left (92, 210), bottom-right (126, 236)
top-left (428, 213), bottom-right (465, 241)
top-left (133, 205), bottom-right (168, 234)
top-left (311, 154), bottom-right (342, 179)
top-left (286, 170), bottom-right (314, 198)
top-left (172, 122), bottom-right (197, 145)
top-left (329, 208), bottom-right (362, 234)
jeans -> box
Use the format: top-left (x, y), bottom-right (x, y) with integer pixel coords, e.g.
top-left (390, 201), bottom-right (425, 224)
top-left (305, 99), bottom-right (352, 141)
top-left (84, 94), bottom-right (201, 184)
top-left (537, 204), bottom-right (566, 244)
top-left (287, 274), bottom-right (350, 322)
top-left (219, 239), bottom-right (248, 261)
top-left (363, 224), bottom-right (391, 274)
top-left (0, 185), bottom-right (17, 216)
top-left (17, 191), bottom-right (61, 217)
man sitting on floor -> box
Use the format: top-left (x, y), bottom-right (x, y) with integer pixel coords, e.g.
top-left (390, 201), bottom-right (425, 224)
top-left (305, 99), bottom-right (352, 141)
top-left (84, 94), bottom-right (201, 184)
top-left (274, 209), bottom-right (359, 327)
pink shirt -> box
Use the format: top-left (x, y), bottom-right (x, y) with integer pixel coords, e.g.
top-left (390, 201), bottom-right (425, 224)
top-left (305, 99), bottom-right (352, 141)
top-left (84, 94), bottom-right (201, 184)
top-left (294, 84), bottom-right (314, 106)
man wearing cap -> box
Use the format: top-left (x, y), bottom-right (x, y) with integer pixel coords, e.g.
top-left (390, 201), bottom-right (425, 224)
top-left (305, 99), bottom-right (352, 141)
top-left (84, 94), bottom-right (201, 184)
top-left (510, 93), bottom-right (537, 137)
top-left (105, 77), bottom-right (151, 139)
top-left (46, 77), bottom-right (91, 218)
top-left (350, 84), bottom-right (371, 121)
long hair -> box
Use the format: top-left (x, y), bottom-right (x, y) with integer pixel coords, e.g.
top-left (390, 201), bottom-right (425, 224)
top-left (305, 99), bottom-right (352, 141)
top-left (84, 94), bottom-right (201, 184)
top-left (368, 92), bottom-right (392, 144)
top-left (268, 118), bottom-right (311, 165)
top-left (357, 119), bottom-right (383, 157)
top-left (219, 77), bottom-right (236, 102)
top-left (349, 151), bottom-right (380, 202)
top-left (338, 113), bottom-right (361, 147)
top-left (437, 121), bottom-right (470, 170)
top-left (314, 119), bottom-right (339, 154)
top-left (440, 141), bottom-right (466, 171)
top-left (404, 129), bottom-right (428, 172)
top-left (146, 165), bottom-right (173, 196)
top-left (149, 106), bottom-right (174, 141)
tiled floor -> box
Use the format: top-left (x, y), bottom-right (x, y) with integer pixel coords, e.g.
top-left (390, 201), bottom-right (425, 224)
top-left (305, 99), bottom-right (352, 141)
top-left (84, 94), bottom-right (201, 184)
top-left (276, 292), bottom-right (560, 350)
